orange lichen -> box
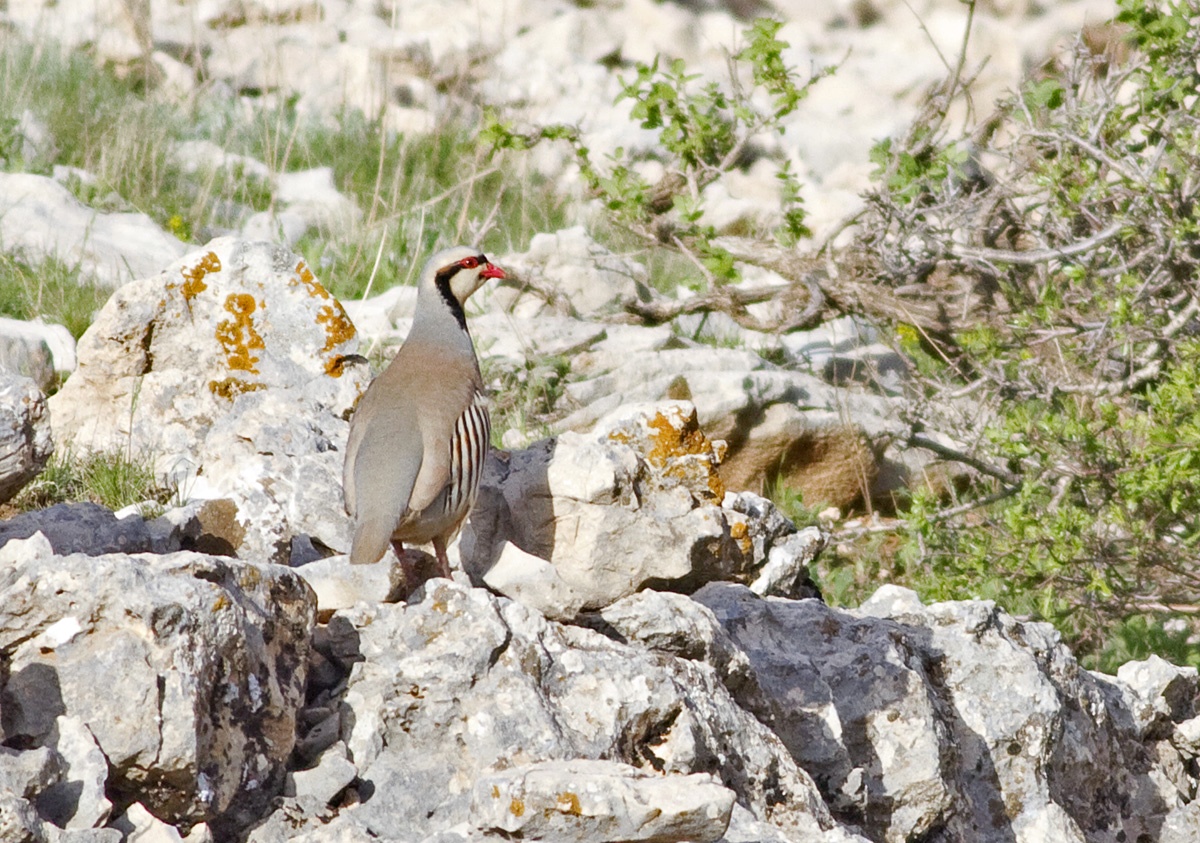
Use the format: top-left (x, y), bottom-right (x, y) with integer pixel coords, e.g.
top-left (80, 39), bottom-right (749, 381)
top-left (215, 293), bottom-right (265, 373)
top-left (509, 798), bottom-right (525, 817)
top-left (556, 792), bottom-right (581, 816)
top-left (645, 410), bottom-right (711, 463)
top-left (491, 785), bottom-right (500, 799)
top-left (181, 251), bottom-right (221, 300)
top-left (729, 520), bottom-right (752, 556)
top-left (208, 378), bottom-right (266, 400)
top-left (317, 301), bottom-right (356, 357)
top-left (324, 355), bottom-right (351, 377)
top-left (644, 411), bottom-right (726, 500)
top-left (293, 260), bottom-right (329, 299)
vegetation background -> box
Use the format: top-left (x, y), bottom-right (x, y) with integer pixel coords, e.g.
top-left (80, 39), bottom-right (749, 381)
top-left (3, 0), bottom-right (1198, 673)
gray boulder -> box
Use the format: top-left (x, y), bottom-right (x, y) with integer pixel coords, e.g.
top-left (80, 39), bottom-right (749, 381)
top-left (0, 173), bottom-right (187, 288)
top-left (0, 375), bottom-right (52, 505)
top-left (0, 502), bottom-right (153, 556)
top-left (336, 579), bottom-right (839, 841)
top-left (693, 582), bottom-right (1191, 843)
top-left (459, 401), bottom-right (807, 617)
top-left (0, 317), bottom-right (76, 392)
top-left (0, 533), bottom-right (316, 833)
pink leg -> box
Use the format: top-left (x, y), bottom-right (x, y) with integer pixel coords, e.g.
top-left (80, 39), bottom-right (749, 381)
top-left (432, 536), bottom-right (452, 580)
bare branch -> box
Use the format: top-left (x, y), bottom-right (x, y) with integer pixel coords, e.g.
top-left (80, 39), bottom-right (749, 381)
top-left (949, 220), bottom-right (1125, 265)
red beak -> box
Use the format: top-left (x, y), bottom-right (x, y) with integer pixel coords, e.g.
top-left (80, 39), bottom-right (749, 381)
top-left (481, 263), bottom-right (506, 280)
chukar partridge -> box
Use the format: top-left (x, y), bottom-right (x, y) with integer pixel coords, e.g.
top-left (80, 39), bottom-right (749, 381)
top-left (342, 245), bottom-right (505, 576)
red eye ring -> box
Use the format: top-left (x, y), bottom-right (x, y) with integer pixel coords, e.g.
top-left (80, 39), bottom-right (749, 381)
top-left (459, 256), bottom-right (480, 269)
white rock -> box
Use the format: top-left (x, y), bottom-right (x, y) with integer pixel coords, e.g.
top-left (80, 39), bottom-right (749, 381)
top-left (748, 526), bottom-right (827, 597)
top-left (47, 238), bottom-right (368, 562)
top-left (0, 375), bottom-right (52, 505)
top-left (498, 228), bottom-right (647, 318)
top-left (172, 140), bottom-right (272, 181)
top-left (0, 173), bottom-right (187, 287)
top-left (38, 716), bottom-right (112, 829)
top-left (462, 402), bottom-right (766, 615)
top-left (0, 316), bottom-right (77, 385)
top-left (1116, 655), bottom-right (1200, 739)
top-left (293, 553), bottom-right (408, 611)
top-left (338, 580), bottom-right (834, 840)
top-left (274, 167), bottom-right (362, 234)
top-left (472, 540), bottom-right (589, 621)
top-left (288, 742), bottom-right (357, 805)
top-left (114, 802), bottom-right (184, 843)
top-left (470, 759), bottom-right (735, 842)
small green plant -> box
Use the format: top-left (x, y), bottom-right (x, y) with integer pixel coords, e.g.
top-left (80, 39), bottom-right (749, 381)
top-left (14, 449), bottom-right (175, 514)
top-left (765, 476), bottom-right (825, 529)
top-left (0, 253), bottom-right (107, 339)
top-left (482, 353), bottom-right (570, 448)
top-left (481, 17), bottom-right (829, 288)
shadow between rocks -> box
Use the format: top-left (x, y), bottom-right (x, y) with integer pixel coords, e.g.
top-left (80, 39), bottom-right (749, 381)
top-left (457, 441), bottom-right (559, 583)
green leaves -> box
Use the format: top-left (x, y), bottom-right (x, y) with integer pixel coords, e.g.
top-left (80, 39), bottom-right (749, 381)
top-left (869, 136), bottom-right (969, 204)
top-left (617, 56), bottom-right (736, 172)
top-left (480, 16), bottom-right (826, 290)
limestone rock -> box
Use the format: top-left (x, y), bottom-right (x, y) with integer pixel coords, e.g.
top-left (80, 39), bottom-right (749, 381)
top-left (692, 582), bottom-right (1186, 843)
top-left (47, 237), bottom-right (368, 563)
top-left (0, 375), bottom-right (52, 505)
top-left (1115, 655), bottom-right (1199, 740)
top-left (0, 317), bottom-right (76, 391)
top-left (37, 716), bottom-right (112, 829)
top-left (469, 759), bottom-right (736, 842)
top-left (559, 345), bottom-right (898, 507)
top-left (0, 537), bottom-right (316, 831)
top-left (285, 742), bottom-right (357, 806)
top-left (0, 173), bottom-right (186, 287)
top-left (0, 746), bottom-right (65, 802)
top-left (461, 402), bottom-right (778, 615)
top-left (292, 553), bottom-right (409, 612)
top-left (337, 580), bottom-right (837, 841)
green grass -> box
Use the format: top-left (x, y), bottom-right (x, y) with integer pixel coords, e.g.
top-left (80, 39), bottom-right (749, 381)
top-left (13, 449), bottom-right (175, 515)
top-left (482, 353), bottom-right (571, 448)
top-left (0, 34), bottom-right (572, 316)
top-left (0, 253), bottom-right (108, 339)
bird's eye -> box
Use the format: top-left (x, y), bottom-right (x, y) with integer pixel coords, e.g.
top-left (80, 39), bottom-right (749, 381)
top-left (459, 256), bottom-right (480, 269)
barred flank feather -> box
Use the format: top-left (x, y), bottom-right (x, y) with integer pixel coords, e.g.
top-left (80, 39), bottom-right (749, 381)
top-left (447, 391), bottom-right (490, 517)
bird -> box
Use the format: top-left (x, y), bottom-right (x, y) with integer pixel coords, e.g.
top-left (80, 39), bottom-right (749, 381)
top-left (342, 245), bottom-right (505, 581)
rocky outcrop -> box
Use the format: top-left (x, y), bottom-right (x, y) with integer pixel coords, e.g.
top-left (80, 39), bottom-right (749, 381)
top-left (0, 532), bottom-right (316, 837)
top-left (1, 418), bottom-right (1198, 841)
top-left (47, 237), bottom-right (368, 563)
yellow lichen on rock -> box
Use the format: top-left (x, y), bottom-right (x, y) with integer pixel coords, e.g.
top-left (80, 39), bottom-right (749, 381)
top-left (215, 293), bottom-right (265, 373)
top-left (644, 407), bottom-right (726, 502)
top-left (317, 302), bottom-right (356, 357)
top-left (509, 798), bottom-right (525, 817)
top-left (728, 518), bottom-right (753, 556)
top-left (180, 251), bottom-right (221, 300)
top-left (556, 792), bottom-right (582, 816)
top-left (293, 260), bottom-right (328, 299)
top-left (208, 377), bottom-right (266, 400)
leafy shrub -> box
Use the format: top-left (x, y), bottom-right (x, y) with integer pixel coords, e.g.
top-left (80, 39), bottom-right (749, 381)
top-left (851, 0), bottom-right (1200, 669)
